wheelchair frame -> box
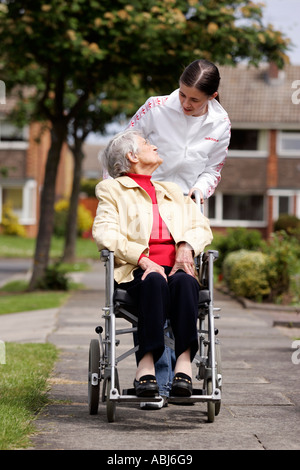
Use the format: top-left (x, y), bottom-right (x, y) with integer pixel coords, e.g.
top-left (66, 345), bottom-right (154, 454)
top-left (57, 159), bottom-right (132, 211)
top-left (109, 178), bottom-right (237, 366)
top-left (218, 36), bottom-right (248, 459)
top-left (88, 246), bottom-right (222, 423)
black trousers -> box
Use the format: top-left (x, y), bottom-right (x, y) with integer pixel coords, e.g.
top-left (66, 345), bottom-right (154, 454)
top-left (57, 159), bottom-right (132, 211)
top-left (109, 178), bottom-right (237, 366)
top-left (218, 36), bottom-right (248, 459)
top-left (118, 267), bottom-right (200, 365)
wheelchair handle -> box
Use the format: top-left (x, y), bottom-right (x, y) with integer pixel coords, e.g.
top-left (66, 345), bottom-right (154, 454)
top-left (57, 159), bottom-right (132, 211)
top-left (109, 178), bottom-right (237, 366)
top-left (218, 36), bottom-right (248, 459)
top-left (192, 190), bottom-right (201, 207)
top-left (189, 190), bottom-right (204, 214)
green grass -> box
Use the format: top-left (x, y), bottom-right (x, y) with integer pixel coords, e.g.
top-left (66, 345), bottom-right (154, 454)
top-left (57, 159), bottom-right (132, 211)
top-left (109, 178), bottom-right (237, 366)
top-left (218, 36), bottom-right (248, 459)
top-left (0, 234), bottom-right (99, 259)
top-left (0, 342), bottom-right (58, 450)
top-left (0, 277), bottom-right (87, 315)
top-left (0, 289), bottom-right (70, 315)
top-left (0, 235), bottom-right (97, 315)
top-left (0, 236), bottom-right (93, 449)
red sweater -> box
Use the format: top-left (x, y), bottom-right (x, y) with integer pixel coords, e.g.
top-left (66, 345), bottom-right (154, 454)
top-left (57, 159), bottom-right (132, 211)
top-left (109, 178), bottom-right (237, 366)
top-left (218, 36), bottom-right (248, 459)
top-left (127, 173), bottom-right (175, 267)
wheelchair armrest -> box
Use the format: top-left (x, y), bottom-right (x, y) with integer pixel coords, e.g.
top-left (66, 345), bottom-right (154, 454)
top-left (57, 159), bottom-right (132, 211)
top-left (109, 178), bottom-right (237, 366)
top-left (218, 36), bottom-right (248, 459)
top-left (202, 250), bottom-right (219, 263)
top-left (198, 289), bottom-right (210, 307)
top-left (113, 288), bottom-right (137, 308)
top-left (100, 249), bottom-right (112, 261)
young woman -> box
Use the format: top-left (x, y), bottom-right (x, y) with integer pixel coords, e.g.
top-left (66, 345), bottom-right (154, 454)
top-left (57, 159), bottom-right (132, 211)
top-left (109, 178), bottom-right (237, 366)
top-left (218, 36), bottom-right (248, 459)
top-left (128, 59), bottom-right (231, 203)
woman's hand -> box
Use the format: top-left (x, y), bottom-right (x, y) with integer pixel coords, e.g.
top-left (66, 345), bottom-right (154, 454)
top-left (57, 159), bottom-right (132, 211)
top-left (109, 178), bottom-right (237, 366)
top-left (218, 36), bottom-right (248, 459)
top-left (188, 187), bottom-right (204, 204)
top-left (169, 242), bottom-right (197, 278)
top-left (138, 256), bottom-right (168, 281)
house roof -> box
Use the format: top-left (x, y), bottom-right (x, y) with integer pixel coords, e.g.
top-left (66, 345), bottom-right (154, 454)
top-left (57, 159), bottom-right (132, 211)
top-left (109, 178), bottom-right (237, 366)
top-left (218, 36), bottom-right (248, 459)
top-left (218, 63), bottom-right (300, 129)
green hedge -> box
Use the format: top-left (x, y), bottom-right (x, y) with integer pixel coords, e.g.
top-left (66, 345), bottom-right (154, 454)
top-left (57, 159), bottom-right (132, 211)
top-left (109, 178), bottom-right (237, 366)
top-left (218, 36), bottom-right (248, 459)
top-left (223, 250), bottom-right (270, 301)
top-left (212, 227), bottom-right (263, 269)
top-left (1, 203), bottom-right (26, 237)
top-left (274, 213), bottom-right (300, 234)
top-left (221, 230), bottom-right (300, 304)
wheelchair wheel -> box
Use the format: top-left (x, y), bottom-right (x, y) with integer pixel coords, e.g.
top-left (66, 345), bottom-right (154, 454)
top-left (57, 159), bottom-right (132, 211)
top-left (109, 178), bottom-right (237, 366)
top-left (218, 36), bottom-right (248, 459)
top-left (207, 379), bottom-right (215, 423)
top-left (106, 378), bottom-right (116, 423)
top-left (215, 342), bottom-right (222, 416)
top-left (88, 339), bottom-right (100, 415)
top-left (103, 369), bottom-right (119, 422)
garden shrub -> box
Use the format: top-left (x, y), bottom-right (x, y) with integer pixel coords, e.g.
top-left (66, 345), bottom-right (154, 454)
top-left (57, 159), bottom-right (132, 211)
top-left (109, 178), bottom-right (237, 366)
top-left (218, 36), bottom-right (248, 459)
top-left (213, 227), bottom-right (263, 269)
top-left (219, 226), bottom-right (300, 305)
top-left (80, 178), bottom-right (99, 197)
top-left (54, 199), bottom-right (93, 237)
top-left (36, 263), bottom-right (69, 291)
top-left (77, 204), bottom-right (93, 235)
top-left (223, 249), bottom-right (271, 301)
top-left (274, 214), bottom-right (300, 235)
top-left (261, 230), bottom-right (299, 301)
top-left (1, 202), bottom-right (26, 237)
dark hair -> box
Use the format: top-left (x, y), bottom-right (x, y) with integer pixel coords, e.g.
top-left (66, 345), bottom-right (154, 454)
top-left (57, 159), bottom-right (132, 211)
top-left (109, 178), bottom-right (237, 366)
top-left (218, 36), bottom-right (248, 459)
top-left (180, 60), bottom-right (220, 101)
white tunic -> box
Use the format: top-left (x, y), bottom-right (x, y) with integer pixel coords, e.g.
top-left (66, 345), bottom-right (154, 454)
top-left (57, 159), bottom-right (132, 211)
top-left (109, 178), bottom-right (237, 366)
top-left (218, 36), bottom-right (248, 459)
top-left (127, 89), bottom-right (231, 199)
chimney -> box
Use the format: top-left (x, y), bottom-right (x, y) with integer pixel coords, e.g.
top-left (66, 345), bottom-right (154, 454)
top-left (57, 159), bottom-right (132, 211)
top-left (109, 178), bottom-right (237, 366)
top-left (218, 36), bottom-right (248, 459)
top-left (266, 62), bottom-right (285, 85)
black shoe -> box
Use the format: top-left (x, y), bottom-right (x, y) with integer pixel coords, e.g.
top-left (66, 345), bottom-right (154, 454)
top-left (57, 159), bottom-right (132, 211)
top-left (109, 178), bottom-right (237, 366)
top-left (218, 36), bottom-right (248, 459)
top-left (171, 373), bottom-right (193, 397)
top-left (134, 375), bottom-right (159, 397)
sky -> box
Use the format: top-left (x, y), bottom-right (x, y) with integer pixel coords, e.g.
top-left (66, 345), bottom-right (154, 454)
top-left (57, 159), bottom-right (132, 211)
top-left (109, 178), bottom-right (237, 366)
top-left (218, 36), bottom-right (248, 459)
top-left (261, 0), bottom-right (300, 65)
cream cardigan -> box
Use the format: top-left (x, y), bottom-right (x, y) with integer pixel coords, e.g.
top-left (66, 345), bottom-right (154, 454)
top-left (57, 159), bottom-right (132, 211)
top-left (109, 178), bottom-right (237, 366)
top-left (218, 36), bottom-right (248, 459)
top-left (92, 176), bottom-right (213, 283)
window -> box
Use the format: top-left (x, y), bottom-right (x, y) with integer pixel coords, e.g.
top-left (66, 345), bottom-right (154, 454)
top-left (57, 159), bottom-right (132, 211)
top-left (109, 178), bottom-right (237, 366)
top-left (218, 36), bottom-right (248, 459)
top-left (2, 187), bottom-right (23, 217)
top-left (228, 129), bottom-right (268, 157)
top-left (278, 196), bottom-right (290, 214)
top-left (207, 195), bottom-right (216, 219)
top-left (278, 131), bottom-right (300, 156)
top-left (223, 195), bottom-right (264, 221)
top-left (0, 122), bottom-right (28, 142)
top-left (0, 180), bottom-right (36, 225)
top-left (230, 129), bottom-right (259, 150)
top-left (206, 193), bottom-right (266, 227)
top-left (268, 190), bottom-right (298, 221)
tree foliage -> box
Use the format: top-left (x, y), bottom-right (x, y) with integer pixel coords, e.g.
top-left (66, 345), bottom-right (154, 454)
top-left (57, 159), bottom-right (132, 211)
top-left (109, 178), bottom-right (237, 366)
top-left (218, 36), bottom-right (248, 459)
top-left (1, 1), bottom-right (291, 96)
top-left (0, 0), bottom-right (291, 288)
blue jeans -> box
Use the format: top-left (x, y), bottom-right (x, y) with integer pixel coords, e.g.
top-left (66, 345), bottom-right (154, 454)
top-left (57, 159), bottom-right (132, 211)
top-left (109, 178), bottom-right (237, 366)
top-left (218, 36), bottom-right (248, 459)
top-left (155, 325), bottom-right (176, 397)
top-left (133, 322), bottom-right (176, 397)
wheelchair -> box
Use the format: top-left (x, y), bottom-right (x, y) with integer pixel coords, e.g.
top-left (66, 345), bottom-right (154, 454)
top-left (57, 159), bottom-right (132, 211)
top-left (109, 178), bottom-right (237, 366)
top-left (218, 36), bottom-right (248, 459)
top-left (88, 242), bottom-right (222, 423)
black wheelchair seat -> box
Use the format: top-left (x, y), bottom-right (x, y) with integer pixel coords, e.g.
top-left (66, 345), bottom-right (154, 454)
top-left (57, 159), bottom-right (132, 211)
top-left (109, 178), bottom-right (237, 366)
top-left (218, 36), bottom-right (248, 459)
top-left (114, 287), bottom-right (211, 309)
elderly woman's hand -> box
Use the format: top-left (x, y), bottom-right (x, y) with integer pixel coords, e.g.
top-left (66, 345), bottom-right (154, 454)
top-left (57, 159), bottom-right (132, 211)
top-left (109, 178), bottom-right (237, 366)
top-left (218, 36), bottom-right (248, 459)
top-left (138, 256), bottom-right (168, 281)
top-left (169, 242), bottom-right (197, 278)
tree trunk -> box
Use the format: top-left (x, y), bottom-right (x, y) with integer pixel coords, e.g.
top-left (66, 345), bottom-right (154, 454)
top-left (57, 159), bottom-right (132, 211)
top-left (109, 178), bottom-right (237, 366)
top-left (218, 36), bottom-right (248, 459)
top-left (62, 143), bottom-right (84, 263)
top-left (28, 122), bottom-right (66, 290)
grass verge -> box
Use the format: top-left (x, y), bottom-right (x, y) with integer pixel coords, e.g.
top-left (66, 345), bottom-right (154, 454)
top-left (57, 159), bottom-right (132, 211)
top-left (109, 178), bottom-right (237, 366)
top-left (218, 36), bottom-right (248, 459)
top-left (0, 342), bottom-right (58, 450)
top-left (0, 275), bottom-right (85, 315)
top-left (0, 279), bottom-right (71, 315)
top-left (0, 234), bottom-right (98, 259)
top-left (0, 290), bottom-right (70, 315)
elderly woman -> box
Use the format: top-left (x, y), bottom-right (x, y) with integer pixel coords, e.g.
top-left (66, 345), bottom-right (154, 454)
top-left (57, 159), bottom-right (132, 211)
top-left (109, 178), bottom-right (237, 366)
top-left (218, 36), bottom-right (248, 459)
top-left (92, 130), bottom-right (213, 398)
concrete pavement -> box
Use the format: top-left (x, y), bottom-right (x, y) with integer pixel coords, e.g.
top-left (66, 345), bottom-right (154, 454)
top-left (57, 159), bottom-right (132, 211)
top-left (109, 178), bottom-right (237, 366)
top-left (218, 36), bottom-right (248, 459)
top-left (1, 261), bottom-right (300, 450)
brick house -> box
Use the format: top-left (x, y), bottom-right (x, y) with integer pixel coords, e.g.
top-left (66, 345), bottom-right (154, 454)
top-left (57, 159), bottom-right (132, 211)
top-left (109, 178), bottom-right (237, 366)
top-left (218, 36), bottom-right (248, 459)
top-left (81, 63), bottom-right (300, 239)
top-left (209, 62), bottom-right (300, 237)
top-left (0, 92), bottom-right (73, 237)
top-left (1, 63), bottom-right (299, 239)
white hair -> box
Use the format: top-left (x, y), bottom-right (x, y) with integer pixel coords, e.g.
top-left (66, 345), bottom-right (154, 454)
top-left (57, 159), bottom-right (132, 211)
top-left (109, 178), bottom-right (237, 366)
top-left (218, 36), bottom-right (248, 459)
top-left (101, 129), bottom-right (142, 178)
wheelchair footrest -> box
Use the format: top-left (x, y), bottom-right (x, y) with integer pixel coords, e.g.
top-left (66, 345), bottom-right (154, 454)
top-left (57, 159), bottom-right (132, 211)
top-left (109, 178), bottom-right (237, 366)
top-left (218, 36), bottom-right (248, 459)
top-left (168, 388), bottom-right (221, 403)
top-left (118, 388), bottom-right (220, 403)
top-left (121, 388), bottom-right (163, 403)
